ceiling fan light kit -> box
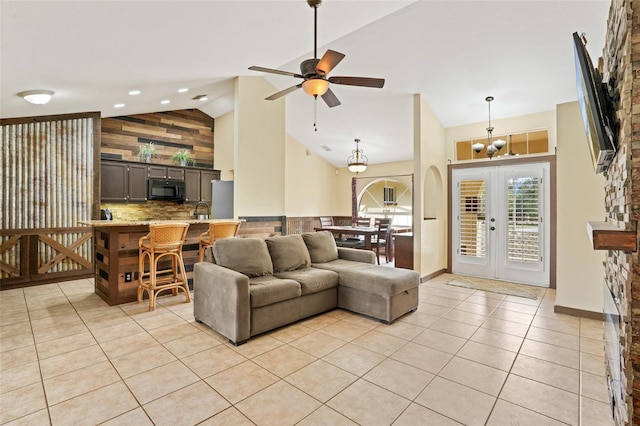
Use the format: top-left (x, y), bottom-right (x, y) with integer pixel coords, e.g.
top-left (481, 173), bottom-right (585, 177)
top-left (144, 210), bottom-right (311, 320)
top-left (302, 78), bottom-right (329, 96)
top-left (248, 0), bottom-right (385, 109)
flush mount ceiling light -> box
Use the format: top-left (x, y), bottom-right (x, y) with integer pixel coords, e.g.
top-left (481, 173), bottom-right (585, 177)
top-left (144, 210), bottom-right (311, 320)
top-left (18, 90), bottom-right (54, 105)
top-left (347, 138), bottom-right (368, 173)
top-left (472, 96), bottom-right (507, 159)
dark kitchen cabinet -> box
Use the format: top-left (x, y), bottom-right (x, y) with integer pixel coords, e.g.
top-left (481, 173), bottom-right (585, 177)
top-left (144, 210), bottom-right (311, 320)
top-left (101, 161), bottom-right (128, 202)
top-left (184, 169), bottom-right (200, 203)
top-left (200, 170), bottom-right (219, 203)
top-left (100, 158), bottom-right (219, 203)
top-left (147, 166), bottom-right (184, 180)
top-left (147, 166), bottom-right (166, 179)
top-left (128, 164), bottom-right (148, 201)
top-left (168, 167), bottom-right (184, 180)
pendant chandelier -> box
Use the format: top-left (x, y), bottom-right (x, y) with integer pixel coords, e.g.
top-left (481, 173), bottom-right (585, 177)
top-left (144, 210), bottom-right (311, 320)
top-left (472, 96), bottom-right (506, 159)
top-left (347, 138), bottom-right (368, 173)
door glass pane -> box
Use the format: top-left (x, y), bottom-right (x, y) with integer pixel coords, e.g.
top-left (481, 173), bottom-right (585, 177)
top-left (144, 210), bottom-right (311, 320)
top-left (459, 180), bottom-right (486, 258)
top-left (507, 176), bottom-right (540, 262)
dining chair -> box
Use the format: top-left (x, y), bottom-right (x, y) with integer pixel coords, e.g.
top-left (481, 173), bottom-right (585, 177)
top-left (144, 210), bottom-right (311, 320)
top-left (320, 216), bottom-right (334, 227)
top-left (356, 217), bottom-right (371, 227)
top-left (371, 218), bottom-right (392, 264)
top-left (138, 223), bottom-right (190, 311)
top-left (343, 217), bottom-right (371, 244)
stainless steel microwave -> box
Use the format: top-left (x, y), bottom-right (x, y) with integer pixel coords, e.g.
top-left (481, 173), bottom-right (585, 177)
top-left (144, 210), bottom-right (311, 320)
top-left (148, 179), bottom-right (185, 202)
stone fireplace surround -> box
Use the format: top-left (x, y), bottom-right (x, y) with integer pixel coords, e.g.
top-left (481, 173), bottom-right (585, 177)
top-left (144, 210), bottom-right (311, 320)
top-left (600, 0), bottom-right (640, 424)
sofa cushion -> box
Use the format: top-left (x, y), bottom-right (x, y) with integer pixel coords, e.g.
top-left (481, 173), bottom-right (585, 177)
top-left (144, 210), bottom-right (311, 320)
top-left (265, 234), bottom-right (311, 273)
top-left (249, 276), bottom-right (301, 308)
top-left (302, 231), bottom-right (339, 263)
top-left (213, 238), bottom-right (273, 277)
top-left (311, 258), bottom-right (373, 274)
top-left (274, 268), bottom-right (339, 295)
top-left (336, 264), bottom-right (419, 297)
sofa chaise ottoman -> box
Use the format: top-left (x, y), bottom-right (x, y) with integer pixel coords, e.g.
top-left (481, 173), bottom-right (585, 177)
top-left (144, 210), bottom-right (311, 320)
top-left (194, 231), bottom-right (419, 345)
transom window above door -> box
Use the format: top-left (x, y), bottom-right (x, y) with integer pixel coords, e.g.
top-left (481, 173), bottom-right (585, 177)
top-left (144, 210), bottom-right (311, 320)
top-left (455, 129), bottom-right (549, 161)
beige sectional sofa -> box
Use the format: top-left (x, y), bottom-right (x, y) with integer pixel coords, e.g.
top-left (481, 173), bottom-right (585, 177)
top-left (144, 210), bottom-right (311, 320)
top-left (194, 231), bottom-right (419, 345)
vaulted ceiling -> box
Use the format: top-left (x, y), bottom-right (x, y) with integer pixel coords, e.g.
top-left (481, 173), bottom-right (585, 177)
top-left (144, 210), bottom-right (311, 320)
top-left (1, 1), bottom-right (609, 167)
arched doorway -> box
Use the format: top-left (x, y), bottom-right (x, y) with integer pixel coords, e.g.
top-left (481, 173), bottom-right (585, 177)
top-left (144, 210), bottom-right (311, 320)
top-left (353, 174), bottom-right (413, 226)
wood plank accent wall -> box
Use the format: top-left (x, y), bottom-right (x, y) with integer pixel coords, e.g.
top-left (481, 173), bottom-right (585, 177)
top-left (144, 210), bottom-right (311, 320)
top-left (101, 109), bottom-right (214, 168)
top-left (285, 216), bottom-right (353, 235)
top-left (237, 216), bottom-right (284, 238)
top-left (0, 112), bottom-right (100, 287)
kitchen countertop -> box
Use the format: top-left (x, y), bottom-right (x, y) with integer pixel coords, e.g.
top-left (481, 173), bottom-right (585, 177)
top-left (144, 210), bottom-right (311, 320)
top-left (79, 219), bottom-right (232, 227)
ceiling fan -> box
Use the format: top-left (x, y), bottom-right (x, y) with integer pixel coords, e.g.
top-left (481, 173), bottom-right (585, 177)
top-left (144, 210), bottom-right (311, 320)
top-left (248, 0), bottom-right (385, 108)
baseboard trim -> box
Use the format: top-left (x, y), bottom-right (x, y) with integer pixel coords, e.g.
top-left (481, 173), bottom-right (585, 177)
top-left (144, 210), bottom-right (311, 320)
top-left (554, 305), bottom-right (603, 321)
top-left (421, 268), bottom-right (446, 283)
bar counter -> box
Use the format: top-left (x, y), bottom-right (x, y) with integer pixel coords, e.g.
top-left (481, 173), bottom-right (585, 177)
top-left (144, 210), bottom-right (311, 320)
top-left (81, 219), bottom-right (224, 305)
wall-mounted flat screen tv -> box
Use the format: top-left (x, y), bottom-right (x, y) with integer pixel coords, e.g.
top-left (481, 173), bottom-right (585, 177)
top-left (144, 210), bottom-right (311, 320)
top-left (572, 32), bottom-right (616, 174)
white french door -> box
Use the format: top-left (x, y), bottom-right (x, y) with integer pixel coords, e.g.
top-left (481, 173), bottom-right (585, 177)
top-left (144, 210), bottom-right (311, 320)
top-left (452, 163), bottom-right (550, 287)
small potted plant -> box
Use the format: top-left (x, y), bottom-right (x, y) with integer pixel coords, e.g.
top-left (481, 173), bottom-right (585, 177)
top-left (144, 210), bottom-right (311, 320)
top-left (137, 142), bottom-right (156, 163)
top-left (170, 149), bottom-right (196, 167)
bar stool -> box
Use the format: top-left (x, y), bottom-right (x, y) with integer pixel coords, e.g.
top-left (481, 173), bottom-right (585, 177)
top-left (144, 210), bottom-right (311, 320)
top-left (198, 220), bottom-right (242, 262)
top-left (138, 223), bottom-right (190, 311)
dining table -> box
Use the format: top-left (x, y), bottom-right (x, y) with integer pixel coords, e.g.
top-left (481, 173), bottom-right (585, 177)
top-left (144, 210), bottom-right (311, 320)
top-left (314, 225), bottom-right (380, 250)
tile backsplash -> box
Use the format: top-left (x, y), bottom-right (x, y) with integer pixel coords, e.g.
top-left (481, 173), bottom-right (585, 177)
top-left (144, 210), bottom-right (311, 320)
top-left (100, 201), bottom-right (199, 221)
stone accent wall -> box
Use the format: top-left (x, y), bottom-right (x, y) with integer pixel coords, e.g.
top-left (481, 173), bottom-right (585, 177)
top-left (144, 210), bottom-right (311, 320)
top-left (602, 0), bottom-right (635, 424)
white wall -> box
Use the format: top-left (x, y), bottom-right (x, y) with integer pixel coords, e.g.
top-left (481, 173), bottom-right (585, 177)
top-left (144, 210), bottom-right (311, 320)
top-left (414, 94), bottom-right (448, 277)
top-left (284, 133), bottom-right (341, 216)
top-left (555, 101), bottom-right (605, 313)
top-left (213, 111), bottom-right (234, 181)
top-left (234, 76), bottom-right (286, 216)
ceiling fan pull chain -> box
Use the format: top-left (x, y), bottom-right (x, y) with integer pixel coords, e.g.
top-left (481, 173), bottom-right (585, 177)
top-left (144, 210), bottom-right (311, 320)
top-left (314, 95), bottom-right (318, 131)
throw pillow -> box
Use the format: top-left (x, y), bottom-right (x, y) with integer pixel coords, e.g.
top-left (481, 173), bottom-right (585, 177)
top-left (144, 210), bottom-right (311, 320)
top-left (302, 231), bottom-right (339, 263)
top-left (213, 238), bottom-right (273, 277)
top-left (265, 234), bottom-right (311, 273)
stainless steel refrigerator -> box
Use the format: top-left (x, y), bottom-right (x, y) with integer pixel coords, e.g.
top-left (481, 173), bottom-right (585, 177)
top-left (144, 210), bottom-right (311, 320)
top-left (211, 180), bottom-right (234, 219)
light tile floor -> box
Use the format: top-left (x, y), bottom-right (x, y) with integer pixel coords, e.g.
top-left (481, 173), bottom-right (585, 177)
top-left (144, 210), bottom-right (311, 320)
top-left (0, 273), bottom-right (615, 425)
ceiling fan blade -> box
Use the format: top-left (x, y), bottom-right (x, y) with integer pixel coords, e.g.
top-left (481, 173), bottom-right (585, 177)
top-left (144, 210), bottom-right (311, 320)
top-left (328, 76), bottom-right (385, 88)
top-left (265, 84), bottom-right (302, 100)
top-left (321, 88), bottom-right (341, 108)
top-left (315, 50), bottom-right (345, 75)
top-left (249, 66), bottom-right (303, 78)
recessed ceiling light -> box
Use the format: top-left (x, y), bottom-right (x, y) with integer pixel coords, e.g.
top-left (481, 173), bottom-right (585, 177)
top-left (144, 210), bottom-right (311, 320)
top-left (160, 100), bottom-right (170, 105)
top-left (128, 90), bottom-right (141, 96)
top-left (192, 94), bottom-right (208, 101)
top-left (114, 103), bottom-right (125, 108)
top-left (178, 88), bottom-right (189, 93)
